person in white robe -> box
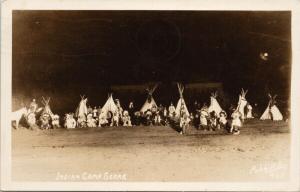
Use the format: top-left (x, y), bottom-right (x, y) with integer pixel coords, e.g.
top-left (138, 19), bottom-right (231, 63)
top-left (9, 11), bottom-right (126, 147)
top-left (246, 103), bottom-right (254, 119)
top-left (111, 111), bottom-right (120, 126)
top-left (154, 111), bottom-right (161, 125)
top-left (64, 113), bottom-right (76, 129)
top-left (27, 112), bottom-right (37, 128)
top-left (52, 114), bottom-right (60, 128)
top-left (29, 99), bottom-right (38, 113)
top-left (230, 110), bottom-right (242, 135)
top-left (199, 107), bottom-right (209, 130)
top-left (87, 113), bottom-right (97, 127)
top-left (122, 111), bottom-right (132, 126)
top-left (77, 114), bottom-right (87, 128)
top-left (98, 112), bottom-right (108, 127)
top-left (180, 113), bottom-right (190, 135)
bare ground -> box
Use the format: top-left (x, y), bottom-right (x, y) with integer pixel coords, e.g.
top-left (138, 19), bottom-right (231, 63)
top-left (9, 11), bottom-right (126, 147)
top-left (12, 119), bottom-right (290, 182)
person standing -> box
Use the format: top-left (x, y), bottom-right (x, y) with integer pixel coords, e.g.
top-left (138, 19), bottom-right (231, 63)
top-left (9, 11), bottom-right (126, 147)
top-left (92, 106), bottom-right (98, 119)
top-left (168, 103), bottom-right (175, 118)
top-left (29, 99), bottom-right (38, 113)
top-left (246, 103), bottom-right (254, 119)
top-left (128, 102), bottom-right (135, 121)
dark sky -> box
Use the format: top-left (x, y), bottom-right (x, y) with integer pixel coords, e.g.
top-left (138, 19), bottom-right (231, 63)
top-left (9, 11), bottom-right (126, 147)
top-left (12, 11), bottom-right (291, 112)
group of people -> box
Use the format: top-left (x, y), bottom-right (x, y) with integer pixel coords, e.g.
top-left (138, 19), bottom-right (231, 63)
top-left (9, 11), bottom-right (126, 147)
top-left (20, 98), bottom-right (61, 130)
top-left (12, 87), bottom-right (285, 136)
top-left (19, 98), bottom-right (254, 136)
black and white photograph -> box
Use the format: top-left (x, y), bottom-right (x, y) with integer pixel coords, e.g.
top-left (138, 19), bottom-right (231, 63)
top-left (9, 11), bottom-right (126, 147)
top-left (1, 0), bottom-right (300, 191)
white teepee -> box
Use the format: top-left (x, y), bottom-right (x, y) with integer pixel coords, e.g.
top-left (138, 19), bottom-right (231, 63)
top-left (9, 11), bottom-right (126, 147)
top-left (260, 94), bottom-right (283, 121)
top-left (140, 84), bottom-right (158, 113)
top-left (175, 83), bottom-right (189, 117)
top-left (101, 94), bottom-right (118, 117)
top-left (208, 92), bottom-right (223, 116)
top-left (41, 97), bottom-right (54, 117)
top-left (235, 88), bottom-right (248, 120)
top-left (75, 95), bottom-right (88, 118)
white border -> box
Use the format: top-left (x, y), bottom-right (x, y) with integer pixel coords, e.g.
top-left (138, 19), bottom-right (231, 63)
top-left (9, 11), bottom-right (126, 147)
top-left (1, 0), bottom-right (300, 191)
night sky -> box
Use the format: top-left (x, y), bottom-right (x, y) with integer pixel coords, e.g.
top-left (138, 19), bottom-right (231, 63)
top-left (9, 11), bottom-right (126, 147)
top-left (12, 11), bottom-right (291, 113)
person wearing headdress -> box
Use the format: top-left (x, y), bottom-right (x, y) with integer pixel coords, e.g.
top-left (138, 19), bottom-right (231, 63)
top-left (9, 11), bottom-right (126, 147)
top-left (27, 112), bottom-right (38, 129)
top-left (29, 99), bottom-right (38, 113)
top-left (199, 105), bottom-right (209, 130)
top-left (40, 112), bottom-right (52, 129)
top-left (87, 113), bottom-right (97, 128)
top-left (77, 114), bottom-right (87, 128)
top-left (230, 109), bottom-right (242, 135)
top-left (64, 113), bottom-right (76, 129)
top-left (111, 111), bottom-right (120, 126)
top-left (180, 112), bottom-right (190, 135)
top-left (151, 103), bottom-right (157, 114)
top-left (98, 112), bottom-right (108, 127)
top-left (52, 114), bottom-right (60, 128)
top-left (122, 110), bottom-right (132, 126)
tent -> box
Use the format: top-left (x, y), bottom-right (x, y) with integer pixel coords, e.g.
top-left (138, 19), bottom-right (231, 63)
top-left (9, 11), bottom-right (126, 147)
top-left (208, 92), bottom-right (223, 116)
top-left (235, 88), bottom-right (248, 120)
top-left (100, 94), bottom-right (118, 118)
top-left (260, 94), bottom-right (283, 121)
top-left (41, 97), bottom-right (54, 117)
top-left (175, 83), bottom-right (190, 117)
top-left (140, 84), bottom-right (158, 113)
top-left (75, 95), bottom-right (88, 118)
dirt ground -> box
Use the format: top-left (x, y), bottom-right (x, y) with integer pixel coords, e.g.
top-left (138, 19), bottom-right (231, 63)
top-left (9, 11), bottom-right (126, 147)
top-left (12, 119), bottom-right (290, 182)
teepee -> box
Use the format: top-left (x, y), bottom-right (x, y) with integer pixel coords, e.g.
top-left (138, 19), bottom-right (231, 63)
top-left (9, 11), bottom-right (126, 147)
top-left (75, 95), bottom-right (88, 118)
top-left (175, 83), bottom-right (189, 117)
top-left (208, 91), bottom-right (223, 116)
top-left (101, 94), bottom-right (118, 117)
top-left (140, 84), bottom-right (158, 113)
top-left (41, 97), bottom-right (54, 117)
top-left (260, 94), bottom-right (283, 121)
top-left (235, 88), bottom-right (248, 120)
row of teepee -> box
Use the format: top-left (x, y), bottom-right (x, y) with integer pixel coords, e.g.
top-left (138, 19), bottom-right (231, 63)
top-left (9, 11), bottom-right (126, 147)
top-left (73, 84), bottom-right (284, 121)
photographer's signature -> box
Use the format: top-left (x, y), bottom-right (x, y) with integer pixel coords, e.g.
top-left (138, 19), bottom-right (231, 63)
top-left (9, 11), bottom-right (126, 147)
top-left (249, 161), bottom-right (288, 179)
